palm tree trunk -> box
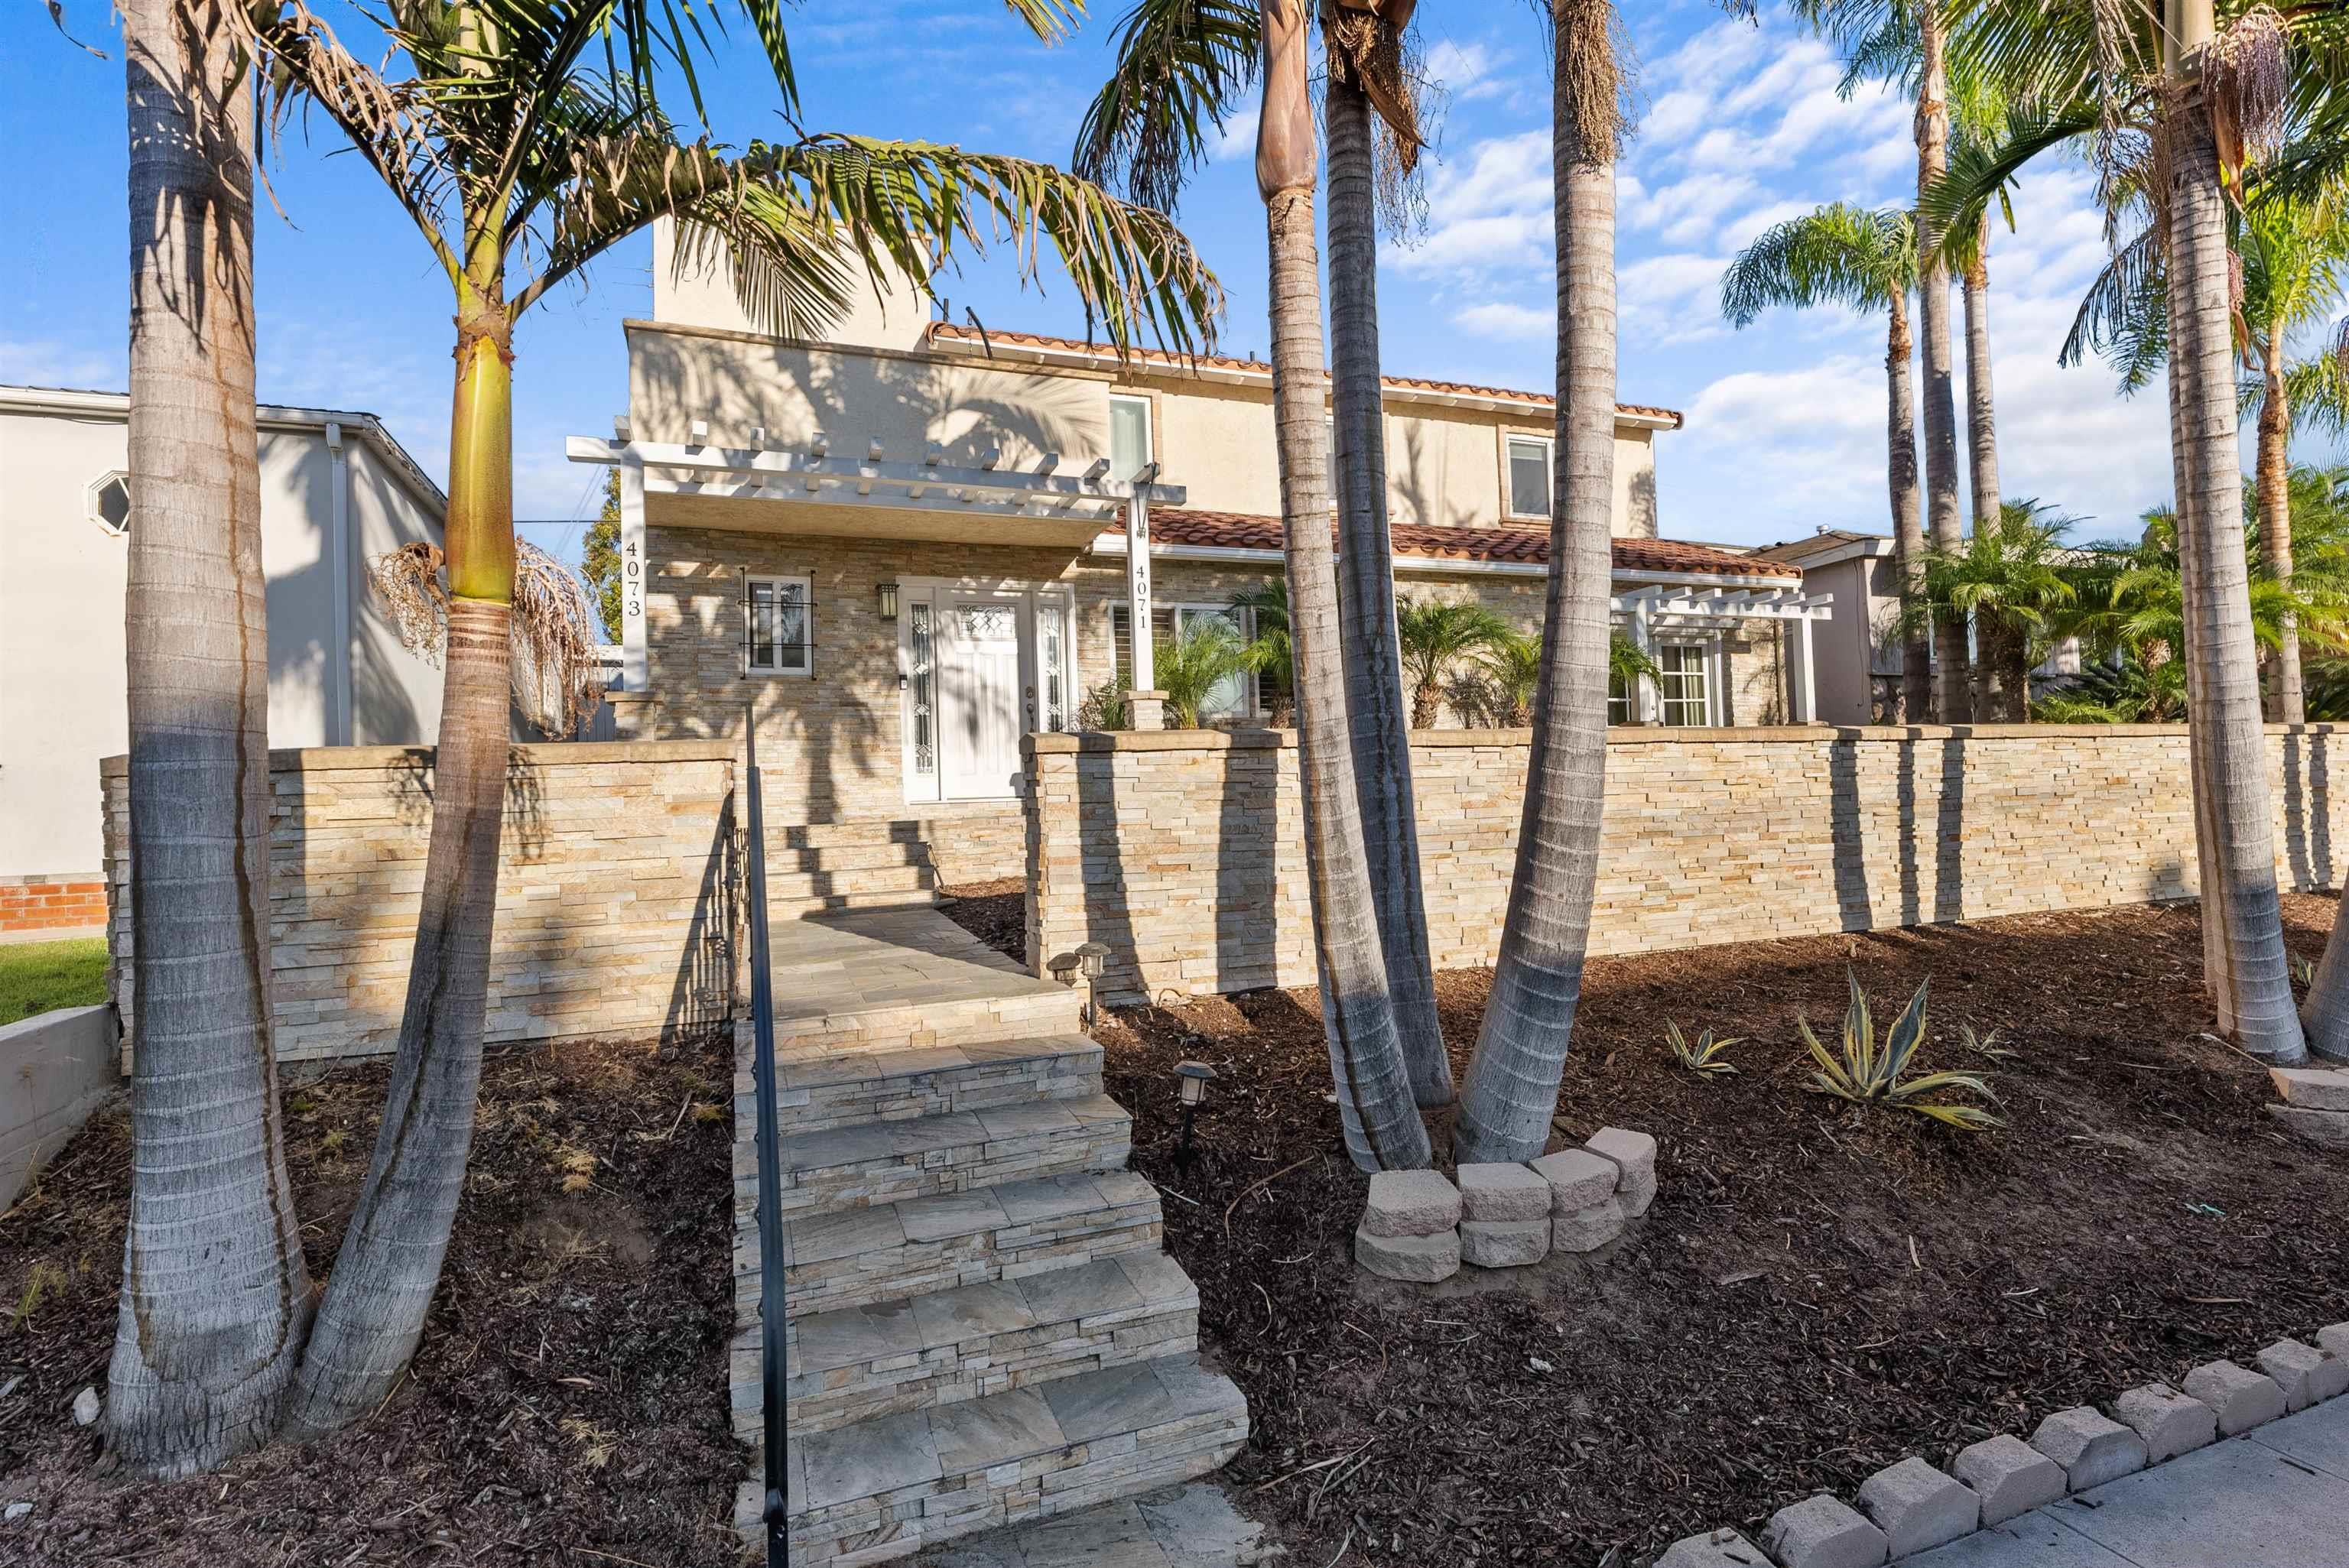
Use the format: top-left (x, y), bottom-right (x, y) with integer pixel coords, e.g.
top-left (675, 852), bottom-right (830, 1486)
top-left (2260, 342), bottom-right (2303, 724)
top-left (1915, 0), bottom-right (1970, 722)
top-left (1456, 8), bottom-right (1614, 1165)
top-left (1325, 66), bottom-right (1451, 1109)
top-left (1889, 294), bottom-right (1930, 724)
top-left (2164, 72), bottom-right (2305, 1063)
top-left (1256, 0), bottom-right (1427, 1171)
top-left (1964, 249), bottom-right (2009, 722)
top-left (106, 0), bottom-right (314, 1479)
top-left (283, 284), bottom-right (521, 1433)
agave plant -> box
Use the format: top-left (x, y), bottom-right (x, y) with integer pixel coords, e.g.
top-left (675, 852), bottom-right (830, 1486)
top-left (1664, 1021), bottom-right (1743, 1077)
top-left (1798, 973), bottom-right (2002, 1131)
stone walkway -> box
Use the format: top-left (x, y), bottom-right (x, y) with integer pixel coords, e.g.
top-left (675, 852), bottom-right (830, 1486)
top-left (1897, 1398), bottom-right (2349, 1566)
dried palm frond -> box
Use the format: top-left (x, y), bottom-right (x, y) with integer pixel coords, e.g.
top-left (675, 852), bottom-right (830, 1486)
top-left (370, 541), bottom-right (450, 664)
top-left (511, 539), bottom-right (606, 739)
top-left (2203, 4), bottom-right (2288, 190)
top-left (369, 539), bottom-right (606, 738)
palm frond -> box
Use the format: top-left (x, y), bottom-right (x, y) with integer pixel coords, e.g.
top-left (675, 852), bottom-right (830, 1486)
top-left (1720, 203), bottom-right (1912, 326)
top-left (1071, 0), bottom-right (1262, 216)
top-left (1919, 99), bottom-right (2097, 270)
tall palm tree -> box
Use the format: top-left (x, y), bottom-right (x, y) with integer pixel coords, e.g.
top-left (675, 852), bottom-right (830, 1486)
top-left (106, 0), bottom-right (314, 1477)
top-left (1395, 598), bottom-right (1512, 729)
top-left (1452, 0), bottom-right (1623, 1166)
top-left (242, 0), bottom-right (1226, 1434)
top-left (2156, 0), bottom-right (2305, 1061)
top-left (2235, 193), bottom-right (2349, 722)
top-left (1075, 0), bottom-right (1453, 1111)
top-left (1805, 0), bottom-right (1972, 716)
top-left (1722, 203), bottom-right (1930, 720)
top-left (1324, 0), bottom-right (1452, 1110)
top-left (1946, 0), bottom-right (2309, 1059)
top-left (1252, 0), bottom-right (1428, 1170)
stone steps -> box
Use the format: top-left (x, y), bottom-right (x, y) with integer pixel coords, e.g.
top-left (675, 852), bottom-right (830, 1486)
top-left (758, 1250), bottom-right (1200, 1438)
top-left (755, 1355), bottom-right (1249, 1566)
top-left (757, 988), bottom-right (1084, 1060)
top-left (746, 1035), bottom-right (1106, 1138)
top-left (737, 1094), bottom-right (1133, 1220)
top-left (739, 1169), bottom-right (1166, 1325)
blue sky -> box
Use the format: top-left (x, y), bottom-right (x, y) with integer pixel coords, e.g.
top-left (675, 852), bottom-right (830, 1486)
top-left (3, 0), bottom-right (2204, 564)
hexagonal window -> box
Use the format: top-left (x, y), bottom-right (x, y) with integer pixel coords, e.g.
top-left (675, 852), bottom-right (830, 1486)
top-left (87, 470), bottom-right (132, 536)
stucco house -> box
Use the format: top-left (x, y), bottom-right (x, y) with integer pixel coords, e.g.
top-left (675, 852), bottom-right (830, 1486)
top-left (567, 222), bottom-right (1832, 886)
top-left (0, 386), bottom-right (445, 935)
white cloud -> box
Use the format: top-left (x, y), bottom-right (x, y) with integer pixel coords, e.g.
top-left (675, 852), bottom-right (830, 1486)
top-left (1388, 130), bottom-right (1552, 278)
top-left (1454, 301), bottom-right (1550, 339)
top-left (1212, 105), bottom-right (1260, 164)
top-left (1427, 40), bottom-right (1508, 102)
top-left (0, 338), bottom-right (120, 390)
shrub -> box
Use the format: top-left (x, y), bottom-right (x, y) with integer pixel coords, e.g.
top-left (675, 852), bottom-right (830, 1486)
top-left (1664, 1020), bottom-right (1742, 1076)
top-left (1798, 973), bottom-right (2002, 1131)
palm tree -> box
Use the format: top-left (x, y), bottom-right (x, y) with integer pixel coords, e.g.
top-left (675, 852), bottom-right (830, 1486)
top-left (1229, 578), bottom-right (1294, 723)
top-left (1077, 0), bottom-right (1433, 1158)
top-left (2235, 193), bottom-right (2349, 722)
top-left (1485, 630), bottom-right (1545, 726)
top-left (1075, 0), bottom-right (1452, 1112)
top-left (1154, 617), bottom-right (1249, 728)
top-left (2158, 0), bottom-right (2305, 1062)
top-left (1607, 628), bottom-right (1660, 721)
top-left (1324, 1), bottom-right (1451, 1112)
top-left (1395, 599), bottom-right (1512, 729)
top-left (1252, 0), bottom-right (1428, 1170)
top-left (106, 0), bottom-right (313, 1477)
top-left (1799, 0), bottom-right (1970, 718)
top-left (1944, 0), bottom-right (2307, 1060)
top-left (1452, 0), bottom-right (1624, 1166)
top-left (1912, 499), bottom-right (2078, 720)
top-left (1722, 203), bottom-right (1929, 720)
top-left (242, 0), bottom-right (1226, 1433)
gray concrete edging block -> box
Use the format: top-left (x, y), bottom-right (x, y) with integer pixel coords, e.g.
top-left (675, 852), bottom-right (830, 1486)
top-left (1, 1004), bottom-right (120, 1209)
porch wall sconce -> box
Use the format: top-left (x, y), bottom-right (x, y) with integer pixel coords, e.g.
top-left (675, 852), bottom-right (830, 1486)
top-left (1173, 1060), bottom-right (1217, 1166)
top-left (876, 580), bottom-right (900, 619)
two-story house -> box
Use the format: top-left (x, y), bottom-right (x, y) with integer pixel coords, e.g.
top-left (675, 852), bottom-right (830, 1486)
top-left (570, 222), bottom-right (1831, 881)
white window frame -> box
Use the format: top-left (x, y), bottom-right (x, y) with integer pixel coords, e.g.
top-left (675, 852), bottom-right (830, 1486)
top-left (1505, 434), bottom-right (1552, 521)
top-left (1110, 393), bottom-right (1155, 480)
top-left (86, 469), bottom-right (132, 536)
top-left (744, 573), bottom-right (814, 678)
top-left (1656, 638), bottom-right (1722, 727)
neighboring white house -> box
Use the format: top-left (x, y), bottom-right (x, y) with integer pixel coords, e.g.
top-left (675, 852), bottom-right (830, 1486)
top-left (0, 387), bottom-right (445, 935)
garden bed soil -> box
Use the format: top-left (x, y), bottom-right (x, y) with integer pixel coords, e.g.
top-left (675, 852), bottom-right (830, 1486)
top-left (0, 1031), bottom-right (739, 1567)
top-left (944, 888), bottom-right (2349, 1566)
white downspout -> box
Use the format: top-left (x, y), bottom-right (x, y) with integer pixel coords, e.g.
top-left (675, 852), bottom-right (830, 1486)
top-left (325, 421), bottom-right (353, 745)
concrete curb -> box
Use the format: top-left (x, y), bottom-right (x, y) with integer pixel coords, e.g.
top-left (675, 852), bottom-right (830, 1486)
top-left (1651, 1322), bottom-right (2349, 1567)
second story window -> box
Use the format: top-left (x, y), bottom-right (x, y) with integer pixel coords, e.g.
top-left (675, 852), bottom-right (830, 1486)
top-left (1110, 394), bottom-right (1154, 479)
top-left (1506, 434), bottom-right (1552, 521)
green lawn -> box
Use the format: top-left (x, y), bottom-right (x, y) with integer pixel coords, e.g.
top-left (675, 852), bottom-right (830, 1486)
top-left (0, 937), bottom-right (109, 1024)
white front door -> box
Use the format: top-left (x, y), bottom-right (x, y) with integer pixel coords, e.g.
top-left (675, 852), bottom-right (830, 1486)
top-left (937, 594), bottom-right (1028, 800)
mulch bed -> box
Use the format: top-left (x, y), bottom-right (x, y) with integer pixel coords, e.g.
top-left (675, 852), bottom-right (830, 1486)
top-left (944, 888), bottom-right (2349, 1566)
top-left (0, 1031), bottom-right (739, 1568)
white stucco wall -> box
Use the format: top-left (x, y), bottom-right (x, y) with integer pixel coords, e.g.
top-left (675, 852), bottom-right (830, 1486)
top-left (0, 394), bottom-right (444, 882)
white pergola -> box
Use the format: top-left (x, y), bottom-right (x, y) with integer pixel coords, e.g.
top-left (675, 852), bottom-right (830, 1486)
top-left (1613, 583), bottom-right (1835, 723)
top-left (566, 424), bottom-right (1187, 706)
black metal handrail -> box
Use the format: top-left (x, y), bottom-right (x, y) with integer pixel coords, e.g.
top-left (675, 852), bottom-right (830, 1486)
top-left (742, 706), bottom-right (788, 1568)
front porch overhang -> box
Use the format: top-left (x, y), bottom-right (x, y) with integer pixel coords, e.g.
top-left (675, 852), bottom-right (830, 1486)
top-left (568, 427), bottom-right (1188, 699)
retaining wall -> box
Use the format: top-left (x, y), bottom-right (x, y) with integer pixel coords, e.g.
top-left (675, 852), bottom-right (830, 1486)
top-left (102, 742), bottom-right (742, 1063)
top-left (2, 1004), bottom-right (118, 1208)
top-left (1023, 725), bottom-right (2349, 1002)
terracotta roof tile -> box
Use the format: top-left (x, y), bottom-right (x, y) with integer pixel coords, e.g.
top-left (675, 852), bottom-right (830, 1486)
top-left (925, 322), bottom-right (1684, 427)
top-left (1120, 508), bottom-right (1799, 579)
